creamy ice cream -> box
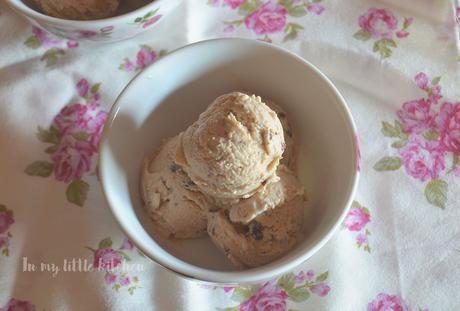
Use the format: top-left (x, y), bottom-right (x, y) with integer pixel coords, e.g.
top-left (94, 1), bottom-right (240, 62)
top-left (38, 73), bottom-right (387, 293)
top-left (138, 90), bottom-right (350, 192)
top-left (140, 91), bottom-right (306, 268)
top-left (265, 100), bottom-right (298, 170)
top-left (227, 165), bottom-right (304, 224)
top-left (207, 190), bottom-right (306, 268)
top-left (35, 0), bottom-right (118, 20)
top-left (175, 92), bottom-right (285, 200)
top-left (141, 136), bottom-right (214, 239)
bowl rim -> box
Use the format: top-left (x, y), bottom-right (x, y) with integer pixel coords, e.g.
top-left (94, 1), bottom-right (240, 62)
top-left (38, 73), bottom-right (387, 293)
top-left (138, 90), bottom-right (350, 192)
top-left (5, 0), bottom-right (170, 25)
top-left (99, 38), bottom-right (360, 284)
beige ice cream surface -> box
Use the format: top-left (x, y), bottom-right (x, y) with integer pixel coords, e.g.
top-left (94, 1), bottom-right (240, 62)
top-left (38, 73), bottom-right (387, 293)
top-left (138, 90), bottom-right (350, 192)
top-left (35, 0), bottom-right (118, 20)
top-left (176, 92), bottom-right (285, 200)
top-left (207, 191), bottom-right (306, 268)
top-left (265, 100), bottom-right (298, 170)
top-left (141, 136), bottom-right (214, 239)
top-left (227, 165), bottom-right (304, 224)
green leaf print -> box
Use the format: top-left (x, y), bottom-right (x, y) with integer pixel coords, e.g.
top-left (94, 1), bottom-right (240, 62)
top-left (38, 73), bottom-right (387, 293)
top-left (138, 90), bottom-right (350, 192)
top-left (238, 0), bottom-right (261, 15)
top-left (431, 76), bottom-right (441, 85)
top-left (287, 286), bottom-right (310, 302)
top-left (45, 145), bottom-right (59, 154)
top-left (66, 180), bottom-right (89, 207)
top-left (425, 179), bottom-right (447, 209)
top-left (423, 129), bottom-right (439, 141)
top-left (71, 131), bottom-right (89, 141)
top-left (391, 140), bottom-right (406, 149)
top-left (315, 271), bottom-right (329, 282)
top-left (117, 250), bottom-right (131, 261)
top-left (36, 126), bottom-right (60, 144)
top-left (24, 36), bottom-right (41, 49)
top-left (454, 155), bottom-right (460, 166)
top-left (373, 156), bottom-right (402, 171)
top-left (381, 121), bottom-right (400, 137)
top-left (98, 237), bottom-right (113, 249)
top-left (283, 23), bottom-right (304, 42)
top-left (278, 272), bottom-right (296, 291)
top-left (287, 5), bottom-right (307, 17)
top-left (41, 48), bottom-right (65, 67)
top-left (25, 161), bottom-right (54, 177)
top-left (373, 39), bottom-right (392, 59)
top-left (90, 83), bottom-right (101, 94)
top-left (353, 30), bottom-right (371, 41)
top-left (230, 286), bottom-right (254, 303)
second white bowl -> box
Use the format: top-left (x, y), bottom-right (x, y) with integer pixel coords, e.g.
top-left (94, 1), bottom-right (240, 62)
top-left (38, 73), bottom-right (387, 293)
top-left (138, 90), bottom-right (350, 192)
top-left (5, 0), bottom-right (181, 42)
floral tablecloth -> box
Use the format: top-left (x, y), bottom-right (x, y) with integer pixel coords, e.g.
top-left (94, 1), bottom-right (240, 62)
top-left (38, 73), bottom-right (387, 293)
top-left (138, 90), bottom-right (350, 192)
top-left (0, 0), bottom-right (459, 310)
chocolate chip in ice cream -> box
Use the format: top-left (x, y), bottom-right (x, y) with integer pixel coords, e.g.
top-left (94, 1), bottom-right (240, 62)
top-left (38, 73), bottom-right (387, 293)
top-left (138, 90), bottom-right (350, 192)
top-left (249, 221), bottom-right (264, 240)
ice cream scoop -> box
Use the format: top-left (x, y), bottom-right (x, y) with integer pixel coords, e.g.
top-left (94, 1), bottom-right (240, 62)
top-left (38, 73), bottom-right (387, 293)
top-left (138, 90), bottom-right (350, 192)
top-left (227, 165), bottom-right (304, 224)
top-left (207, 190), bottom-right (306, 268)
top-left (34, 0), bottom-right (119, 20)
top-left (141, 136), bottom-right (214, 239)
top-left (175, 92), bottom-right (285, 200)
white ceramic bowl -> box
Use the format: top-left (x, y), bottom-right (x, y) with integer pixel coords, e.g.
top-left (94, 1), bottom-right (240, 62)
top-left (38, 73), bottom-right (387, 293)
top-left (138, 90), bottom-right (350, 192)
top-left (99, 38), bottom-right (360, 284)
top-left (5, 0), bottom-right (181, 42)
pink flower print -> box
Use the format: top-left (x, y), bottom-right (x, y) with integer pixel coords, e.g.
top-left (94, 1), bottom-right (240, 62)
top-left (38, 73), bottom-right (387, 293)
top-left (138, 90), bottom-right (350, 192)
top-left (84, 104), bottom-right (108, 149)
top-left (295, 269), bottom-right (314, 283)
top-left (0, 211), bottom-right (14, 234)
top-left (32, 26), bottom-right (62, 48)
top-left (437, 102), bottom-right (460, 156)
top-left (66, 40), bottom-right (79, 49)
top-left (120, 276), bottom-right (131, 286)
top-left (94, 248), bottom-right (123, 271)
top-left (367, 293), bottom-right (409, 311)
top-left (209, 0), bottom-right (220, 6)
top-left (104, 273), bottom-right (117, 285)
top-left (136, 47), bottom-right (158, 70)
top-left (239, 281), bottom-right (288, 311)
top-left (307, 4), bottom-right (325, 15)
top-left (76, 30), bottom-right (100, 39)
top-left (224, 0), bottom-right (244, 9)
top-left (430, 85), bottom-right (442, 103)
top-left (396, 17), bottom-right (413, 38)
top-left (358, 8), bottom-right (398, 39)
top-left (52, 102), bottom-right (107, 149)
top-left (0, 236), bottom-right (9, 249)
top-left (120, 239), bottom-right (134, 251)
top-left (399, 135), bottom-right (445, 182)
top-left (143, 15), bottom-right (162, 28)
top-left (456, 7), bottom-right (460, 25)
top-left (397, 99), bottom-right (437, 134)
top-left (121, 59), bottom-right (135, 72)
top-left (343, 207), bottom-right (370, 231)
top-left (52, 104), bottom-right (87, 135)
top-left (0, 299), bottom-right (36, 311)
top-left (414, 72), bottom-right (429, 90)
top-left (51, 138), bottom-right (94, 183)
top-left (223, 286), bottom-right (234, 293)
top-left (77, 79), bottom-right (90, 98)
top-left (395, 31), bottom-right (408, 38)
top-left (244, 2), bottom-right (288, 35)
top-left (310, 283), bottom-right (330, 297)
top-left (356, 233), bottom-right (368, 246)
top-left (224, 24), bottom-right (235, 33)
top-left (395, 29), bottom-right (409, 38)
